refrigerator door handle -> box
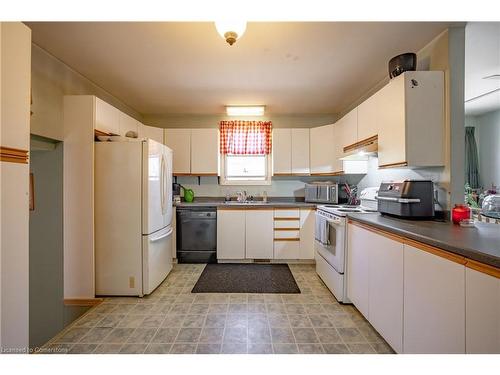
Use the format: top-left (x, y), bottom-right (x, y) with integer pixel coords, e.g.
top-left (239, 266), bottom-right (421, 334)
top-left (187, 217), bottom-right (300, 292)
top-left (160, 155), bottom-right (165, 214)
top-left (150, 227), bottom-right (173, 242)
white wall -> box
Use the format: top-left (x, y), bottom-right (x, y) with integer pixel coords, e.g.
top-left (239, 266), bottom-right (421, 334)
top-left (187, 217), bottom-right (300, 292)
top-left (466, 110), bottom-right (500, 189)
top-left (30, 43), bottom-right (143, 140)
top-left (357, 157), bottom-right (448, 209)
top-left (144, 113), bottom-right (338, 129)
top-left (176, 175), bottom-right (364, 198)
top-left (1, 22), bottom-right (31, 352)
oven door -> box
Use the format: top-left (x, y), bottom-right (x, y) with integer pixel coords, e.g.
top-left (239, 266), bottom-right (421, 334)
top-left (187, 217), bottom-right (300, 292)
top-left (314, 213), bottom-right (345, 273)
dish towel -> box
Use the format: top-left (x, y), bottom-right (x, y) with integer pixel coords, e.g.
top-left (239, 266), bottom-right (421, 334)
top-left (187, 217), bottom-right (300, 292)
top-left (315, 215), bottom-right (329, 245)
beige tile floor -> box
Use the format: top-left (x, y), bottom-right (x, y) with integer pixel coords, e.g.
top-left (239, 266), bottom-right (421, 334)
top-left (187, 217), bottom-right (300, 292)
top-left (41, 263), bottom-right (394, 354)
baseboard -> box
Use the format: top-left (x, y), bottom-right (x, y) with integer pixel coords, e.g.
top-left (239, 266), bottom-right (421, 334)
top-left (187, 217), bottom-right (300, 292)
top-left (63, 298), bottom-right (104, 307)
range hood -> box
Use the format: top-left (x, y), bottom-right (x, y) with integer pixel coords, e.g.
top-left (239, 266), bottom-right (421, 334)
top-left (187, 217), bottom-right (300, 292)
top-left (339, 135), bottom-right (378, 161)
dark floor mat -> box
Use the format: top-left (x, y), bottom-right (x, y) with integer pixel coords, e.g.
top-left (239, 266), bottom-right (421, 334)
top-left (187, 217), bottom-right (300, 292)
top-left (191, 263), bottom-right (301, 294)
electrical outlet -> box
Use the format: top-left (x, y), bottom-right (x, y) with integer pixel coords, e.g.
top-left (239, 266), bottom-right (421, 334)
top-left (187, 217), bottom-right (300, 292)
top-left (129, 277), bottom-right (135, 289)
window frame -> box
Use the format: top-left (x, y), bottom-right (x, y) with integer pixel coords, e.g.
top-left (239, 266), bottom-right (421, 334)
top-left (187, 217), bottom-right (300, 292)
top-left (220, 153), bottom-right (272, 186)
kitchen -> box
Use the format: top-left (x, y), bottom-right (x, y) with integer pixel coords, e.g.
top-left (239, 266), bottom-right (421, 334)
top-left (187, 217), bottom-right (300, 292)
top-left (0, 3), bottom-right (499, 372)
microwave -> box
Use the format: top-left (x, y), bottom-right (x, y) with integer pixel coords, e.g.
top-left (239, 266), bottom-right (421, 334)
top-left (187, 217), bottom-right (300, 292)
top-left (305, 183), bottom-right (339, 204)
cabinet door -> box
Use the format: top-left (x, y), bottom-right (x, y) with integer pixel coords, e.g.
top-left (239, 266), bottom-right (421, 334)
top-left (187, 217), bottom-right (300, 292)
top-left (1, 22), bottom-right (31, 150)
top-left (368, 232), bottom-right (404, 353)
top-left (403, 244), bottom-right (465, 353)
top-left (357, 91), bottom-right (379, 141)
top-left (274, 241), bottom-right (300, 260)
top-left (164, 129), bottom-right (191, 174)
top-left (332, 120), bottom-right (344, 173)
top-left (272, 128), bottom-right (292, 174)
top-left (291, 128), bottom-right (310, 174)
top-left (191, 129), bottom-right (218, 175)
top-left (139, 123), bottom-right (164, 144)
top-left (119, 112), bottom-right (138, 137)
top-left (346, 224), bottom-right (370, 318)
top-left (310, 124), bottom-right (335, 174)
top-left (377, 77), bottom-right (406, 167)
top-left (340, 108), bottom-right (358, 151)
top-left (151, 126), bottom-right (165, 144)
top-left (299, 208), bottom-right (315, 260)
top-left (217, 210), bottom-right (245, 260)
top-left (466, 267), bottom-right (500, 353)
top-left (246, 210), bottom-right (274, 259)
top-left (95, 97), bottom-right (120, 134)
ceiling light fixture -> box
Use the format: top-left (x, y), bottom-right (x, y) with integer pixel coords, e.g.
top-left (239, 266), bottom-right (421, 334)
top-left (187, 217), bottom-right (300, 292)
top-left (215, 21), bottom-right (247, 46)
top-left (226, 105), bottom-right (265, 116)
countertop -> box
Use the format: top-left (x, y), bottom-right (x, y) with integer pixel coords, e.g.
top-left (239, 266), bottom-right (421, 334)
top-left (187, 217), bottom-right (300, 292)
top-left (174, 197), bottom-right (317, 209)
top-left (347, 213), bottom-right (500, 268)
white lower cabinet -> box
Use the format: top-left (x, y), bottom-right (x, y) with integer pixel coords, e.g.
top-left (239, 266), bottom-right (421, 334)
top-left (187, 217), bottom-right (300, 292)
top-left (347, 223), bottom-right (404, 353)
top-left (274, 241), bottom-right (300, 260)
top-left (246, 210), bottom-right (274, 259)
top-left (465, 267), bottom-right (500, 353)
top-left (368, 232), bottom-right (404, 353)
top-left (403, 244), bottom-right (465, 354)
top-left (348, 222), bottom-right (499, 354)
top-left (217, 208), bottom-right (313, 261)
top-left (216, 210), bottom-right (246, 260)
top-left (347, 224), bottom-right (370, 318)
top-left (299, 208), bottom-right (315, 259)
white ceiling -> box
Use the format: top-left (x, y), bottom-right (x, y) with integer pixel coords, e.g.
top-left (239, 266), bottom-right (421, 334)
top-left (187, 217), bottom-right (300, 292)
top-left (27, 22), bottom-right (450, 115)
top-left (465, 22), bottom-right (500, 116)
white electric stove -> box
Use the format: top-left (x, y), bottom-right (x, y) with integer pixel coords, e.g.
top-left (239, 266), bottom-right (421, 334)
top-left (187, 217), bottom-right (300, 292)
top-left (314, 188), bottom-right (378, 303)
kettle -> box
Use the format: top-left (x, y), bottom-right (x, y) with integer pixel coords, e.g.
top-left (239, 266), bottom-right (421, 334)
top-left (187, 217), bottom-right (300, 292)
top-left (180, 185), bottom-right (195, 203)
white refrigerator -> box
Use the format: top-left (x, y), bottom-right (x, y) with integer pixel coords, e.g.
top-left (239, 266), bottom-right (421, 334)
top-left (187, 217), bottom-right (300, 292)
top-left (95, 139), bottom-right (173, 296)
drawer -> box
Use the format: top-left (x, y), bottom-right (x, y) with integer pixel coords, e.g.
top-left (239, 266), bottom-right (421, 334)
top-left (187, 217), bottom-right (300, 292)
top-left (274, 219), bottom-right (300, 229)
top-left (274, 229), bottom-right (300, 239)
top-left (274, 240), bottom-right (300, 260)
top-left (274, 208), bottom-right (300, 219)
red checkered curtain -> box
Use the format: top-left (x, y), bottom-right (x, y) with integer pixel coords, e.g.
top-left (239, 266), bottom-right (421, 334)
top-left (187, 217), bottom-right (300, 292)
top-left (219, 121), bottom-right (272, 155)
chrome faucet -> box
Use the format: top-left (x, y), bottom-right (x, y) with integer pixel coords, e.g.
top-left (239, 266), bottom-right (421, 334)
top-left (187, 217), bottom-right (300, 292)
top-left (237, 191), bottom-right (248, 202)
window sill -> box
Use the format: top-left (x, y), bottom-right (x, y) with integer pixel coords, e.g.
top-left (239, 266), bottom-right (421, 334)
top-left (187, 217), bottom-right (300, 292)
top-left (219, 179), bottom-right (272, 186)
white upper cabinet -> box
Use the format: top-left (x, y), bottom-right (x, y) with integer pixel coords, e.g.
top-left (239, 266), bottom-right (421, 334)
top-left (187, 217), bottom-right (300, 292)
top-left (138, 123), bottom-right (164, 144)
top-left (272, 128), bottom-right (292, 174)
top-left (465, 267), bottom-right (500, 354)
top-left (310, 124), bottom-right (335, 174)
top-left (291, 128), bottom-right (310, 174)
top-left (273, 128), bottom-right (310, 175)
top-left (118, 112), bottom-right (138, 137)
top-left (377, 71), bottom-right (444, 168)
top-left (1, 22), bottom-right (31, 150)
top-left (357, 90), bottom-right (380, 141)
top-left (339, 108), bottom-right (358, 151)
top-left (404, 244), bottom-right (465, 354)
top-left (164, 129), bottom-right (191, 174)
top-left (191, 128), bottom-right (219, 175)
top-left (95, 97), bottom-right (120, 135)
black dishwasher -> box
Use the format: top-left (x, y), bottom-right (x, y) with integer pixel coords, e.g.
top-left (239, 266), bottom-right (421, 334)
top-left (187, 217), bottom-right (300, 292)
top-left (176, 207), bottom-right (217, 263)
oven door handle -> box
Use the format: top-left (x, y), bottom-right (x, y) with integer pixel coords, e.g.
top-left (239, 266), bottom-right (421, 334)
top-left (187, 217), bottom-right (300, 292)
top-left (377, 196), bottom-right (421, 203)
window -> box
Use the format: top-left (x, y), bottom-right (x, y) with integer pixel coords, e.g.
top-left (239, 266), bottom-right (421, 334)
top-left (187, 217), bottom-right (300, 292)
top-left (219, 120), bottom-right (272, 185)
top-left (221, 154), bottom-right (271, 185)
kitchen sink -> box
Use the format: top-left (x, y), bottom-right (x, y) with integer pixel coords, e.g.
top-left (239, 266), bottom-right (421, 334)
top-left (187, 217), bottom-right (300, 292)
top-left (223, 201), bottom-right (269, 205)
